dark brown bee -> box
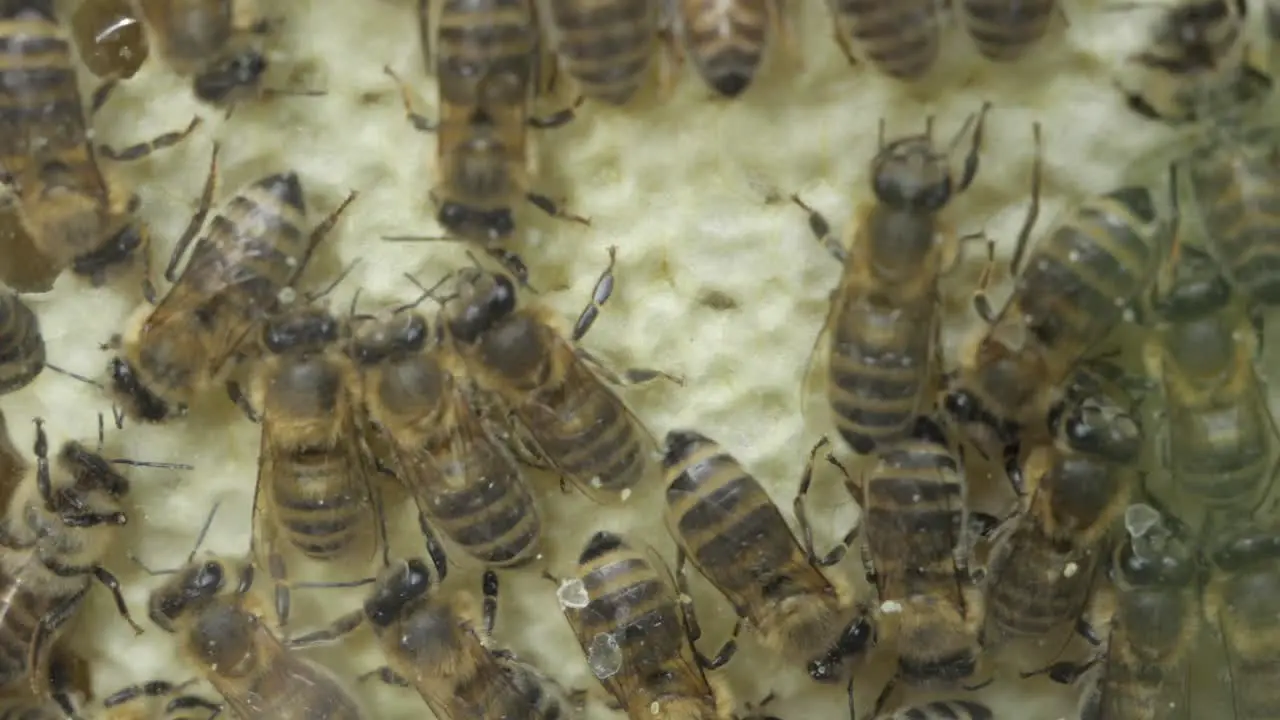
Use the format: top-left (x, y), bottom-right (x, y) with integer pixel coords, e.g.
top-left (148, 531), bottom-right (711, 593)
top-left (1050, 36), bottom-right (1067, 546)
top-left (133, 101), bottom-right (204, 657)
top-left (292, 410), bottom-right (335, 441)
top-left (441, 250), bottom-right (669, 504)
top-left (543, 0), bottom-right (662, 105)
top-left (107, 146), bottom-right (356, 424)
top-left (957, 0), bottom-right (1057, 63)
top-left (555, 531), bottom-right (736, 719)
top-left (288, 558), bottom-right (581, 719)
top-left (350, 309), bottom-right (542, 567)
top-left (69, 0), bottom-right (149, 80)
top-left (136, 0), bottom-right (275, 106)
top-left (0, 419), bottom-right (143, 713)
top-left (849, 416), bottom-right (983, 707)
top-left (660, 430), bottom-right (872, 682)
top-left (981, 388), bottom-right (1140, 648)
top-left (0, 0), bottom-right (200, 293)
top-left (673, 0), bottom-right (786, 98)
top-left (794, 105), bottom-right (987, 455)
top-left (826, 0), bottom-right (945, 81)
top-left (0, 291), bottom-right (43, 395)
top-left (147, 555), bottom-right (369, 720)
top-left (246, 308), bottom-right (381, 628)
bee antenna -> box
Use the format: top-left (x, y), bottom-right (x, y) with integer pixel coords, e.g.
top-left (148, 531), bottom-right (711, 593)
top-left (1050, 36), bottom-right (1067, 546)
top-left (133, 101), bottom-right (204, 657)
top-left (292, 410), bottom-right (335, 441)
top-left (186, 501), bottom-right (222, 564)
top-left (108, 458), bottom-right (195, 471)
top-left (129, 553), bottom-right (177, 576)
top-left (305, 259), bottom-right (362, 304)
top-left (347, 289), bottom-right (364, 318)
top-left (398, 271), bottom-right (455, 312)
top-left (261, 87), bottom-right (327, 99)
top-left (293, 576), bottom-right (378, 590)
top-left (44, 363), bottom-right (104, 390)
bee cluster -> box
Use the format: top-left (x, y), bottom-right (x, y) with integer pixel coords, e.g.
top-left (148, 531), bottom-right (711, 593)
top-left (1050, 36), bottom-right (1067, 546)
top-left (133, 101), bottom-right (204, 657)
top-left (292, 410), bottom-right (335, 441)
top-left (1, 0), bottom-right (1280, 719)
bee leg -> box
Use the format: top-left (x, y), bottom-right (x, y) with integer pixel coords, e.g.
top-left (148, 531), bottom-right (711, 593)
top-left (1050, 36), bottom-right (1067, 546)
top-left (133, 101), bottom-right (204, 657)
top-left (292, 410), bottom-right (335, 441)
top-left (860, 542), bottom-right (878, 587)
top-left (694, 618), bottom-right (740, 670)
top-left (797, 437), bottom-right (858, 567)
top-left (383, 65), bottom-right (437, 132)
top-left (164, 694), bottom-right (223, 717)
top-left (870, 676), bottom-right (899, 718)
top-left (844, 676), bottom-right (856, 720)
top-left (356, 667), bottom-right (412, 688)
top-left (269, 553), bottom-right (292, 630)
top-left (89, 565), bottom-right (143, 633)
top-left (482, 569), bottom-right (500, 637)
top-left (415, 511), bottom-right (449, 582)
top-left (89, 79), bottom-right (120, 115)
top-left (1003, 441), bottom-right (1025, 496)
top-left (968, 512), bottom-right (1002, 539)
top-left (525, 191), bottom-right (591, 227)
top-left (98, 116), bottom-right (203, 163)
top-left (32, 417), bottom-right (52, 507)
top-left (527, 95), bottom-right (583, 129)
top-left (1020, 655), bottom-right (1098, 684)
top-left (285, 609), bottom-right (367, 649)
top-left (1074, 617), bottom-right (1102, 646)
top-left (1007, 120), bottom-right (1043, 277)
top-left (572, 245), bottom-right (618, 341)
top-left (224, 380), bottom-right (259, 423)
top-left (674, 548), bottom-right (703, 640)
top-left (165, 143), bottom-right (220, 283)
top-left (789, 194), bottom-right (847, 263)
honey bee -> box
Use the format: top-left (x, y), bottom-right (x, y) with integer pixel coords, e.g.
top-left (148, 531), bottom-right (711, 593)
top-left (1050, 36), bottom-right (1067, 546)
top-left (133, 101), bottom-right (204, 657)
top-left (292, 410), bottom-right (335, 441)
top-left (441, 249), bottom-right (670, 504)
top-left (848, 415), bottom-right (983, 706)
top-left (1117, 0), bottom-right (1271, 123)
top-left (956, 0), bottom-right (1056, 62)
top-left (1202, 519), bottom-right (1280, 719)
top-left (0, 0), bottom-right (201, 294)
top-left (383, 0), bottom-right (586, 284)
top-left (555, 531), bottom-right (736, 719)
top-left (946, 124), bottom-right (1166, 462)
top-left (543, 0), bottom-right (663, 106)
top-left (1036, 507), bottom-right (1202, 720)
top-left (69, 0), bottom-right (149, 81)
top-left (288, 557), bottom-right (582, 719)
top-left (0, 411), bottom-right (23, 513)
top-left (1143, 245), bottom-right (1277, 524)
top-left (1181, 124), bottom-right (1280, 308)
top-left (147, 555), bottom-right (369, 719)
top-left (107, 146), bottom-right (357, 424)
top-left (980, 387), bottom-right (1141, 649)
top-left (0, 418), bottom-right (145, 712)
top-left (792, 104), bottom-right (988, 456)
top-left (660, 430), bottom-right (872, 682)
top-left (350, 308), bottom-right (543, 568)
top-left (244, 307), bottom-right (381, 628)
top-left (671, 0), bottom-right (787, 98)
top-left (0, 291), bottom-right (44, 395)
top-left (825, 0), bottom-right (945, 81)
top-left (874, 700), bottom-right (993, 720)
top-left (135, 0), bottom-right (277, 106)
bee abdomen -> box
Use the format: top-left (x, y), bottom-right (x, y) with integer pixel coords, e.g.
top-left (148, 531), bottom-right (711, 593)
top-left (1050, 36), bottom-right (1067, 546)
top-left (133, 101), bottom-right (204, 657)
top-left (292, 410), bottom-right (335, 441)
top-left (550, 0), bottom-right (655, 104)
top-left (427, 474), bottom-right (541, 566)
top-left (886, 699), bottom-right (994, 720)
top-left (436, 0), bottom-right (538, 98)
top-left (831, 0), bottom-right (941, 80)
top-left (682, 0), bottom-right (769, 97)
top-left (829, 357), bottom-right (926, 454)
top-left (0, 293), bottom-right (43, 394)
top-left (535, 385), bottom-right (647, 494)
top-left (959, 0), bottom-right (1055, 62)
top-left (1236, 656), bottom-right (1280, 718)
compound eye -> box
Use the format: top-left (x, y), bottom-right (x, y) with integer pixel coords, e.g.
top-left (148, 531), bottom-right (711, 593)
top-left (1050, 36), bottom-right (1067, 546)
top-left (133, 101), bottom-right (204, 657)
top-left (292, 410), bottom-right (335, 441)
top-left (490, 275), bottom-right (517, 316)
top-left (438, 203), bottom-right (468, 230)
top-left (196, 562), bottom-right (224, 593)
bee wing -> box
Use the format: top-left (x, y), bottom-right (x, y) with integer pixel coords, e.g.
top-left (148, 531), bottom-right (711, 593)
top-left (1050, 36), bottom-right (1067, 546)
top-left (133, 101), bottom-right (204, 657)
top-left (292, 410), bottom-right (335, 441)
top-left (249, 421), bottom-right (279, 579)
top-left (799, 280), bottom-right (841, 430)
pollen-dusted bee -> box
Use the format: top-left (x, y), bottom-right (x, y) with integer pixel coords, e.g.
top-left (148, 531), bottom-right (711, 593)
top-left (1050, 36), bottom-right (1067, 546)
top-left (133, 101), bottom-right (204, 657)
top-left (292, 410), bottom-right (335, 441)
top-left (543, 0), bottom-right (663, 106)
top-left (1117, 0), bottom-right (1271, 123)
top-left (0, 419), bottom-right (144, 712)
top-left (848, 416), bottom-right (983, 705)
top-left (147, 555), bottom-right (369, 720)
top-left (946, 124), bottom-right (1165, 461)
top-left (555, 531), bottom-right (736, 719)
top-left (244, 307), bottom-right (381, 628)
top-left (956, 0), bottom-right (1057, 62)
top-left (1038, 508), bottom-right (1202, 719)
top-left (826, 0), bottom-right (945, 81)
top-left (289, 557), bottom-right (581, 719)
top-left (660, 430), bottom-right (872, 682)
top-left (1181, 124), bottom-right (1280, 308)
top-left (792, 104), bottom-right (988, 456)
top-left (0, 291), bottom-right (44, 395)
top-left (1142, 246), bottom-right (1277, 523)
top-left (672, 0), bottom-right (787, 98)
top-left (350, 308), bottom-right (542, 567)
top-left (107, 146), bottom-right (357, 424)
top-left (1202, 519), bottom-right (1280, 719)
top-left (981, 386), bottom-right (1141, 648)
top-left (441, 250), bottom-right (669, 503)
top-left (69, 0), bottom-right (149, 80)
top-left (136, 0), bottom-right (277, 106)
top-left (383, 0), bottom-right (586, 283)
top-left (0, 0), bottom-right (201, 293)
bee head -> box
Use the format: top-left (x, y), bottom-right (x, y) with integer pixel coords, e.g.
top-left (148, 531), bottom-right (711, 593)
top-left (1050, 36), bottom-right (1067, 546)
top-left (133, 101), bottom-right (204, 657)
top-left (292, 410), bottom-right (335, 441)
top-left (263, 310), bottom-right (339, 355)
top-left (1209, 523), bottom-right (1280, 572)
top-left (107, 357), bottom-right (180, 423)
top-left (872, 137), bottom-right (952, 212)
top-left (350, 312), bottom-right (429, 366)
top-left (150, 558), bottom-right (250, 632)
top-left (436, 203), bottom-right (515, 241)
top-left (660, 430), bottom-right (713, 470)
top-left (1116, 532), bottom-right (1198, 587)
top-left (447, 271), bottom-right (517, 344)
top-left (365, 558), bottom-right (433, 627)
top-left (1153, 246), bottom-right (1232, 320)
top-left (1057, 396), bottom-right (1143, 463)
top-left (193, 50), bottom-right (268, 105)
top-left (807, 614), bottom-right (875, 682)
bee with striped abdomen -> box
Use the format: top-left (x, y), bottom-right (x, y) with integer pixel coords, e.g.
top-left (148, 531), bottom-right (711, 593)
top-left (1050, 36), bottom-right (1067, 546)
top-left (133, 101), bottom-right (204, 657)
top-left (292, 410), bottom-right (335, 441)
top-left (107, 146), bottom-right (357, 424)
top-left (543, 0), bottom-right (664, 106)
top-left (660, 430), bottom-right (872, 682)
top-left (245, 307), bottom-right (381, 629)
top-left (946, 124), bottom-right (1165, 463)
top-left (672, 0), bottom-right (788, 98)
top-left (0, 0), bottom-right (200, 293)
top-left (957, 0), bottom-right (1057, 62)
top-left (554, 531), bottom-right (737, 719)
top-left (147, 555), bottom-right (368, 720)
top-left (350, 306), bottom-right (543, 568)
top-left (825, 0), bottom-right (945, 81)
top-left (289, 557), bottom-right (581, 719)
top-left (793, 104), bottom-right (988, 456)
top-left (874, 700), bottom-right (993, 720)
top-left (441, 248), bottom-right (670, 504)
top-left (0, 291), bottom-right (44, 395)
